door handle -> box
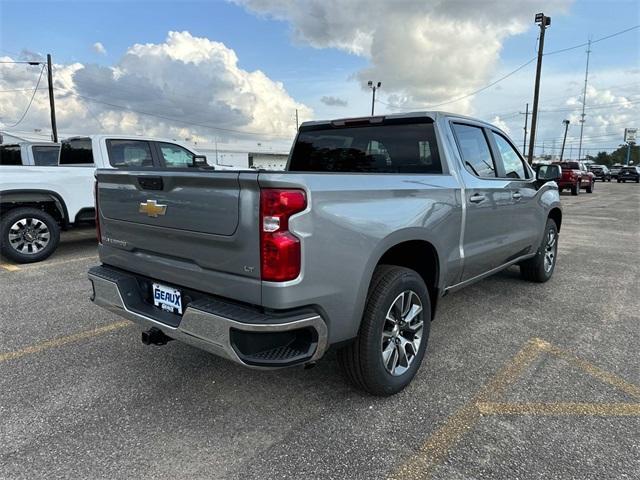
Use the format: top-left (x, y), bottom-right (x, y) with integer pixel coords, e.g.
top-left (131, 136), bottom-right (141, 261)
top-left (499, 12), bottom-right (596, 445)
top-left (469, 193), bottom-right (486, 204)
top-left (512, 192), bottom-right (522, 200)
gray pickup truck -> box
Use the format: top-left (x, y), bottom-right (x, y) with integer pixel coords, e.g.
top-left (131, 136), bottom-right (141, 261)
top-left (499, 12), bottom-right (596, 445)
top-left (89, 112), bottom-right (562, 395)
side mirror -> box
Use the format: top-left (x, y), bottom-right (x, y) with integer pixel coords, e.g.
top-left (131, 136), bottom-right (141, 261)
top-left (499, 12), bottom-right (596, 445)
top-left (192, 155), bottom-right (208, 167)
top-left (537, 164), bottom-right (562, 182)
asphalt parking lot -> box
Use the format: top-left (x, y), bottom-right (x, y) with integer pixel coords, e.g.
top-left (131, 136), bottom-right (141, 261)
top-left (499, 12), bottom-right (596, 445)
top-left (1, 182), bottom-right (639, 479)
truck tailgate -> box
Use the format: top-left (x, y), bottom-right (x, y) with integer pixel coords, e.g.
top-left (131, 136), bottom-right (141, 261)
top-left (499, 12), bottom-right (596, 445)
top-left (96, 169), bottom-right (262, 304)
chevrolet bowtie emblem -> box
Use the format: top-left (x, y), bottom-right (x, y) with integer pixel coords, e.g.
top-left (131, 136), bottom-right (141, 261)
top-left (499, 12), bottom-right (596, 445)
top-left (139, 199), bottom-right (167, 217)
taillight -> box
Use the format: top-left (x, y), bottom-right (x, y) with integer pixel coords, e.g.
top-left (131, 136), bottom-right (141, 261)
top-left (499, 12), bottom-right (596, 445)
top-left (94, 180), bottom-right (102, 244)
top-left (260, 189), bottom-right (306, 282)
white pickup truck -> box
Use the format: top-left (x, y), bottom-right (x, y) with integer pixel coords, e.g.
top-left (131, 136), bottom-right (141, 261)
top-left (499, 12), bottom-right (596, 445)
top-left (0, 135), bottom-right (208, 263)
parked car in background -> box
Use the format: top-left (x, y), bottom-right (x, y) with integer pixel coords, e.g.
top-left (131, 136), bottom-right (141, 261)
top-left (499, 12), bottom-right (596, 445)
top-left (610, 164), bottom-right (624, 179)
top-left (89, 111), bottom-right (563, 396)
top-left (0, 142), bottom-right (60, 166)
top-left (1, 135), bottom-right (207, 263)
top-left (617, 166), bottom-right (640, 183)
top-left (554, 161), bottom-right (595, 195)
top-left (588, 164), bottom-right (611, 182)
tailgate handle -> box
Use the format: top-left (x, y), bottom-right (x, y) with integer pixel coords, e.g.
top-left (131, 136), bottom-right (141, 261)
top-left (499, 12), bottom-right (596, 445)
top-left (138, 176), bottom-right (163, 191)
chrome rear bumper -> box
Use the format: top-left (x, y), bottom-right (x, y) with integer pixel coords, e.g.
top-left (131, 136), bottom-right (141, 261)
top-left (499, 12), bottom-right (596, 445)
top-left (88, 265), bottom-right (328, 368)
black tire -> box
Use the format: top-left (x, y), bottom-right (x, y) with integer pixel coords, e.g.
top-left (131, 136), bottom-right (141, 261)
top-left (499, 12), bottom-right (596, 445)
top-left (586, 181), bottom-right (593, 193)
top-left (608, 178), bottom-right (611, 182)
top-left (520, 218), bottom-right (558, 283)
top-left (617, 179), bottom-right (621, 183)
top-left (0, 207), bottom-right (60, 263)
top-left (338, 265), bottom-right (431, 396)
top-left (571, 181), bottom-right (579, 195)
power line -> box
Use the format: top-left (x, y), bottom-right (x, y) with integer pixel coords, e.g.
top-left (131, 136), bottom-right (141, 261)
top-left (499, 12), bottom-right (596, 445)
top-left (2, 64), bottom-right (46, 128)
top-left (378, 24), bottom-right (639, 113)
top-left (377, 57), bottom-right (536, 111)
top-left (544, 24), bottom-right (639, 56)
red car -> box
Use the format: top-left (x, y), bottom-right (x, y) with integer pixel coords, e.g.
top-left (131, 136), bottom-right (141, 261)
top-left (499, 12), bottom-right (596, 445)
top-left (553, 161), bottom-right (595, 195)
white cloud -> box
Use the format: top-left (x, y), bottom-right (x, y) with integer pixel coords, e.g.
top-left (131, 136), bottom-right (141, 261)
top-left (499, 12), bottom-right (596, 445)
top-left (320, 95), bottom-right (348, 107)
top-left (0, 32), bottom-right (312, 146)
top-left (233, 0), bottom-right (572, 112)
top-left (93, 42), bottom-right (107, 55)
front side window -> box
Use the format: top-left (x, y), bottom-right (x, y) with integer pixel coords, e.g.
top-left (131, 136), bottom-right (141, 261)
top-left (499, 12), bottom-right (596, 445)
top-left (452, 124), bottom-right (496, 178)
top-left (0, 145), bottom-right (22, 165)
top-left (59, 138), bottom-right (94, 165)
top-left (157, 142), bottom-right (197, 168)
top-left (32, 146), bottom-right (60, 166)
top-left (491, 131), bottom-right (529, 179)
top-left (108, 140), bottom-right (154, 168)
top-left (289, 121), bottom-right (442, 173)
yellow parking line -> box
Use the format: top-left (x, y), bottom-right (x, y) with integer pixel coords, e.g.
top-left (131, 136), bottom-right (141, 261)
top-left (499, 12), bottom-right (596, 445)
top-left (389, 337), bottom-right (640, 479)
top-left (542, 343), bottom-right (640, 400)
top-left (0, 263), bottom-right (20, 271)
top-left (23, 255), bottom-right (99, 270)
top-left (0, 321), bottom-right (130, 363)
top-left (477, 402), bottom-right (640, 416)
top-left (389, 337), bottom-right (547, 480)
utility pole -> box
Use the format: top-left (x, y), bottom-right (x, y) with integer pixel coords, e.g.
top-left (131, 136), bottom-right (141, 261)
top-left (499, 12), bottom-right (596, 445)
top-left (46, 54), bottom-right (58, 143)
top-left (527, 13), bottom-right (551, 164)
top-left (577, 39), bottom-right (592, 162)
top-left (560, 119), bottom-right (570, 161)
top-left (367, 80), bottom-right (381, 116)
top-left (520, 103), bottom-right (530, 156)
top-left (295, 109), bottom-right (299, 131)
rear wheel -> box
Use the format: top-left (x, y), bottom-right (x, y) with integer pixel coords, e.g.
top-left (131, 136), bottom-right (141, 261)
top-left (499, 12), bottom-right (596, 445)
top-left (338, 265), bottom-right (431, 396)
top-left (586, 181), bottom-right (594, 193)
top-left (520, 218), bottom-right (558, 283)
top-left (0, 207), bottom-right (60, 263)
top-left (571, 181), bottom-right (579, 195)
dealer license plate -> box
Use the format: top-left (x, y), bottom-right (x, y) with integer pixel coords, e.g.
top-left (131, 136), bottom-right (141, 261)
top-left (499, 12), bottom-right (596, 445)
top-left (152, 283), bottom-right (182, 314)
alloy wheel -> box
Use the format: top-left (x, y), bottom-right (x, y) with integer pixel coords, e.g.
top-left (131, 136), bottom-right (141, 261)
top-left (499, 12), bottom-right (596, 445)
top-left (381, 290), bottom-right (424, 376)
top-left (544, 228), bottom-right (557, 273)
top-left (8, 218), bottom-right (51, 255)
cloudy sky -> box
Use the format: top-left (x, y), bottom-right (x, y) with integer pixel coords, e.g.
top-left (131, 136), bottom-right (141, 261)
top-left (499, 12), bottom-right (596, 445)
top-left (0, 0), bottom-right (638, 156)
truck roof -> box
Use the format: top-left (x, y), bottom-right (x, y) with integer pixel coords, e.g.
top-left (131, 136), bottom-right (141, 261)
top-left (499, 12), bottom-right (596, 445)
top-left (61, 134), bottom-right (201, 154)
top-left (298, 111), bottom-right (490, 129)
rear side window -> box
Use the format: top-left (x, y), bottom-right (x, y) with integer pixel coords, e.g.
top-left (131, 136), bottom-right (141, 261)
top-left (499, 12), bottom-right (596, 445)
top-left (107, 140), bottom-right (154, 168)
top-left (491, 131), bottom-right (529, 179)
top-left (452, 124), bottom-right (496, 178)
top-left (289, 122), bottom-right (442, 173)
top-left (0, 145), bottom-right (22, 165)
top-left (59, 138), bottom-right (94, 165)
top-left (157, 142), bottom-right (198, 168)
top-left (32, 146), bottom-right (60, 166)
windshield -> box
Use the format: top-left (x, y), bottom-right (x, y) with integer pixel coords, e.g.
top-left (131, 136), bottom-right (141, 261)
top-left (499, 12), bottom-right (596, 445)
top-left (556, 162), bottom-right (579, 170)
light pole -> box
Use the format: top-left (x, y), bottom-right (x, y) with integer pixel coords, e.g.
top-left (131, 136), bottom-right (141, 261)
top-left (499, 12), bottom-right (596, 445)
top-left (527, 13), bottom-right (551, 164)
top-left (559, 119), bottom-right (570, 161)
top-left (367, 80), bottom-right (381, 116)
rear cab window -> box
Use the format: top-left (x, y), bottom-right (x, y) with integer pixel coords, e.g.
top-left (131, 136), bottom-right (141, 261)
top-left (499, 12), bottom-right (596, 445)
top-left (288, 118), bottom-right (442, 173)
top-left (0, 145), bottom-right (23, 165)
top-left (32, 146), bottom-right (60, 166)
top-left (59, 138), bottom-right (94, 166)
